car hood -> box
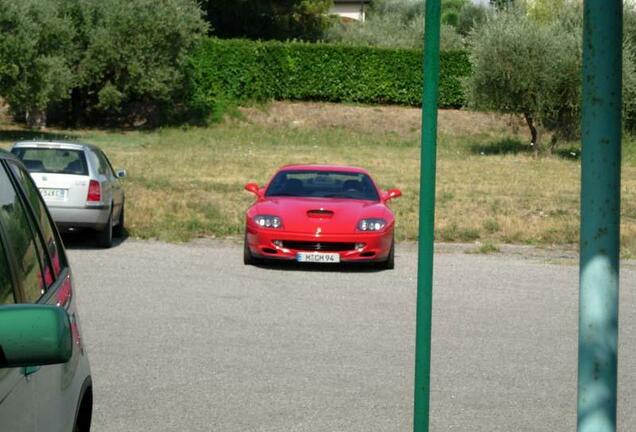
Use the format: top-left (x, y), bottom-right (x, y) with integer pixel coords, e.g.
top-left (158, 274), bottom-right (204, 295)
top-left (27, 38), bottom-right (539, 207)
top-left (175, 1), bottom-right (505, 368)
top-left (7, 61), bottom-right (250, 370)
top-left (250, 197), bottom-right (391, 234)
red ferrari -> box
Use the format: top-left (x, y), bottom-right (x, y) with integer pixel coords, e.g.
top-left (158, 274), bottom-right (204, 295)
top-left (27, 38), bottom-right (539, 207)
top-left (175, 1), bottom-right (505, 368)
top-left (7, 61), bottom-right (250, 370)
top-left (243, 164), bottom-right (401, 269)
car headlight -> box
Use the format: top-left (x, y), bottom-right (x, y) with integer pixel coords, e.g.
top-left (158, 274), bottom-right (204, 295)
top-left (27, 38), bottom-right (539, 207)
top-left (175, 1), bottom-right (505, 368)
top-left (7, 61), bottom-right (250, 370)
top-left (254, 215), bottom-right (282, 229)
top-left (358, 218), bottom-right (387, 231)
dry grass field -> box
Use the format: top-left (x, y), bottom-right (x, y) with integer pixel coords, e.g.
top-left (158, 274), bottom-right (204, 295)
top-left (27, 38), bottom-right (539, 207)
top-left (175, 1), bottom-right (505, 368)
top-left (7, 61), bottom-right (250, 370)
top-left (1, 101), bottom-right (635, 256)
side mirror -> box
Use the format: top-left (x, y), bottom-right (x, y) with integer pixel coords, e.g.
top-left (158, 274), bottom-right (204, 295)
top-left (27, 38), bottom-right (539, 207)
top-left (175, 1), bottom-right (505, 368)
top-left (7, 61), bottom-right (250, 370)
top-left (385, 188), bottom-right (402, 201)
top-left (116, 169), bottom-right (127, 178)
top-left (0, 305), bottom-right (72, 368)
top-left (244, 182), bottom-right (262, 197)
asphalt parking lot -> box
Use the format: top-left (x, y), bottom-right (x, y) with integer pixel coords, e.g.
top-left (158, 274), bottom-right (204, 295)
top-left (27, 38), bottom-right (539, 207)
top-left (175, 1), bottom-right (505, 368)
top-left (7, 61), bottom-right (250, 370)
top-left (66, 239), bottom-right (636, 432)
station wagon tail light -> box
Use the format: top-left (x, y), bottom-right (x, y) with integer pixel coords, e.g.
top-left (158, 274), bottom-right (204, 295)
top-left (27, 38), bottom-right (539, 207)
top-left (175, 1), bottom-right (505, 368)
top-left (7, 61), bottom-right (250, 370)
top-left (56, 275), bottom-right (73, 309)
top-left (87, 180), bottom-right (101, 202)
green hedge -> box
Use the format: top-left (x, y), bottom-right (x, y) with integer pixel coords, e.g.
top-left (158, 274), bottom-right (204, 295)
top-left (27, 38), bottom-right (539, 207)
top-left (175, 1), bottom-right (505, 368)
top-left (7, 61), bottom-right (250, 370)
top-left (187, 38), bottom-right (470, 116)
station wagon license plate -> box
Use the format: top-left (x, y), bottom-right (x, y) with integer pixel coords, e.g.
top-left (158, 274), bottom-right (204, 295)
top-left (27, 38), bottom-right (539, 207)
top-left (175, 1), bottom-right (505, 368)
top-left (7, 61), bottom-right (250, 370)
top-left (39, 188), bottom-right (67, 201)
top-left (296, 252), bottom-right (340, 263)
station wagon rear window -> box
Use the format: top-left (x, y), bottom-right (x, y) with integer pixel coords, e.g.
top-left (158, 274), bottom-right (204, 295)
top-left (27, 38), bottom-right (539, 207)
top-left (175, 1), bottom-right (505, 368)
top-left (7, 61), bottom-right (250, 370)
top-left (11, 148), bottom-right (89, 176)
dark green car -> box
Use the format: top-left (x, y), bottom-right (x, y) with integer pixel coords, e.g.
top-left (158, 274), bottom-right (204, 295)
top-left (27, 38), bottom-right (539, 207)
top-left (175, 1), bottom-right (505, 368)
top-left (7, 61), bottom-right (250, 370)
top-left (0, 149), bottom-right (92, 431)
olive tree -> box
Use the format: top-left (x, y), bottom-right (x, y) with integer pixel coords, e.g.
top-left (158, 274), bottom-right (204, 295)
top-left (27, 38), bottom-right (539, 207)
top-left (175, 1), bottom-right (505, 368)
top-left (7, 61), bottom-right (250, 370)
top-left (490, 0), bottom-right (514, 10)
top-left (456, 2), bottom-right (489, 36)
top-left (526, 0), bottom-right (567, 23)
top-left (621, 3), bottom-right (636, 131)
top-left (64, 0), bottom-right (208, 125)
top-left (201, 0), bottom-right (333, 41)
top-left (466, 9), bottom-right (582, 151)
top-left (325, 0), bottom-right (466, 51)
top-left (0, 0), bottom-right (207, 127)
top-left (0, 0), bottom-right (75, 128)
top-left (468, 3), bottom-right (636, 149)
top-left (441, 0), bottom-right (469, 27)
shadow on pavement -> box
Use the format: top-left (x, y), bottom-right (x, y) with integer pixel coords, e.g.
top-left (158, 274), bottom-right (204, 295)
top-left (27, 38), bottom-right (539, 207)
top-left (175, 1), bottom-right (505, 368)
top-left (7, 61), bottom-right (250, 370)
top-left (252, 260), bottom-right (390, 273)
top-left (61, 230), bottom-right (129, 250)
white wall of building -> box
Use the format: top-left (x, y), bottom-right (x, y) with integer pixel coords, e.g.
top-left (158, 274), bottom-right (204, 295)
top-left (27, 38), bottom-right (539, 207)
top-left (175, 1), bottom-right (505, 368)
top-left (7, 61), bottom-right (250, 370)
top-left (330, 3), bottom-right (367, 22)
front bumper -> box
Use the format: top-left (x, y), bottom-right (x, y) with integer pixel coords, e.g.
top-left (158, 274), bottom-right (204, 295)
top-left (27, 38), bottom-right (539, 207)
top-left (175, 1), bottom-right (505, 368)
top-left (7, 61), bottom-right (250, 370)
top-left (246, 226), bottom-right (393, 262)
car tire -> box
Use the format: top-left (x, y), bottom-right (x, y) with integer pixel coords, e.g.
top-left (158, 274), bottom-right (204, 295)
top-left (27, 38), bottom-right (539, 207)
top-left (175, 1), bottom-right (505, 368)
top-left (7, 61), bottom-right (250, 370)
top-left (113, 203), bottom-right (124, 238)
top-left (379, 238), bottom-right (395, 270)
top-left (97, 210), bottom-right (113, 248)
top-left (73, 388), bottom-right (92, 432)
top-left (243, 233), bottom-right (261, 265)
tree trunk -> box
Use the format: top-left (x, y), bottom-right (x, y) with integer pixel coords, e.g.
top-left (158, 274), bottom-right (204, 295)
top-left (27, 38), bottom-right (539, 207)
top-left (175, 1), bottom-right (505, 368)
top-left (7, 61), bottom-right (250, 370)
top-left (26, 108), bottom-right (46, 129)
top-left (523, 112), bottom-right (539, 155)
top-left (548, 134), bottom-right (558, 155)
top-left (71, 87), bottom-right (86, 127)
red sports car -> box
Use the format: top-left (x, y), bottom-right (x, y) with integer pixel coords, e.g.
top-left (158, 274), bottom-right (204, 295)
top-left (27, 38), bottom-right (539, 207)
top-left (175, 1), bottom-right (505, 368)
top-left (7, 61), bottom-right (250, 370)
top-left (243, 164), bottom-right (401, 268)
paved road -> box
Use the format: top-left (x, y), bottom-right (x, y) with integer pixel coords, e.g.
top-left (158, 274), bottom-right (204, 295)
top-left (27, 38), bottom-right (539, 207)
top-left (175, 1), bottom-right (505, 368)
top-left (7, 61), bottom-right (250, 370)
top-left (66, 239), bottom-right (636, 432)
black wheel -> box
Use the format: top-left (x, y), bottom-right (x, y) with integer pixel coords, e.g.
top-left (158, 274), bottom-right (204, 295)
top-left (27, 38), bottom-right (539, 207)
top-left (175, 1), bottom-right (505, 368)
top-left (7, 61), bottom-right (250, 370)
top-left (73, 388), bottom-right (92, 432)
top-left (113, 203), bottom-right (124, 238)
top-left (379, 239), bottom-right (395, 270)
top-left (97, 210), bottom-right (113, 248)
top-left (243, 233), bottom-right (261, 265)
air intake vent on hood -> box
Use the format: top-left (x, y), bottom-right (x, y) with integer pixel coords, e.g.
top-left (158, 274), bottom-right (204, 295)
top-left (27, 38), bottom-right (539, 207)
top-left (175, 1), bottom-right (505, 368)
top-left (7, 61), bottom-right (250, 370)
top-left (307, 209), bottom-right (334, 218)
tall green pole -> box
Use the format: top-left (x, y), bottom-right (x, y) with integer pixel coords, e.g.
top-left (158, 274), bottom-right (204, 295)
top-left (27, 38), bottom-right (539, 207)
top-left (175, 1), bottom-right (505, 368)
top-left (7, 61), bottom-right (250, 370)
top-left (413, 0), bottom-right (441, 431)
top-left (577, 1), bottom-right (622, 432)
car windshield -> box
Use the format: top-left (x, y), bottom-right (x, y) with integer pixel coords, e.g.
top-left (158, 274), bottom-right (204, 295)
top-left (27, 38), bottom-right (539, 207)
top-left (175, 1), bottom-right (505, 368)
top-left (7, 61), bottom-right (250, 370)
top-left (11, 148), bottom-right (88, 176)
top-left (265, 170), bottom-right (380, 201)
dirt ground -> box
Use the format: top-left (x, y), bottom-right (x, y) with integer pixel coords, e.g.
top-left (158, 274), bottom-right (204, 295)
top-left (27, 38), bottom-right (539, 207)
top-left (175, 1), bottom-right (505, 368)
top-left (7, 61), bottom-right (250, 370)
top-left (1, 98), bottom-right (526, 140)
top-left (239, 101), bottom-right (527, 138)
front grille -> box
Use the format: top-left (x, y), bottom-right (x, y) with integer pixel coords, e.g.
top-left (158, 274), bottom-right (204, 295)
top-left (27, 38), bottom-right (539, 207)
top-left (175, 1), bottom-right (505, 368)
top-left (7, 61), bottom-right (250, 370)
top-left (281, 241), bottom-right (356, 252)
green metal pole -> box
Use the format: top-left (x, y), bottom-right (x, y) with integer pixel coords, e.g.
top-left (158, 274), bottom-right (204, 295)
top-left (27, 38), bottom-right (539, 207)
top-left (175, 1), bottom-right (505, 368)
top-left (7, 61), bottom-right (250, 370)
top-left (413, 1), bottom-right (441, 431)
top-left (577, 1), bottom-right (622, 432)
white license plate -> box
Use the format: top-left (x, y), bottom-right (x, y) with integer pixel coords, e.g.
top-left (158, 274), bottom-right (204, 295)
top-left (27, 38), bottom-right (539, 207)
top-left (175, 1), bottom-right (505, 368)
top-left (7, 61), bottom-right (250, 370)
top-left (39, 188), bottom-right (67, 201)
top-left (296, 252), bottom-right (341, 263)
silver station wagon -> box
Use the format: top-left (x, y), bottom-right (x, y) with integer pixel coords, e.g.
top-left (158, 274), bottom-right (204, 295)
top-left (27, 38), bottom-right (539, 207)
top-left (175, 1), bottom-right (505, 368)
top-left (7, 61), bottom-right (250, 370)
top-left (10, 141), bottom-right (126, 248)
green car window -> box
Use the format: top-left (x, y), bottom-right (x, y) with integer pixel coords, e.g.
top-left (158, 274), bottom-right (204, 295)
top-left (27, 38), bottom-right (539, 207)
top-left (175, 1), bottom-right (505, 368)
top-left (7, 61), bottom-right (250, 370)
top-left (0, 235), bottom-right (15, 305)
top-left (0, 164), bottom-right (45, 303)
top-left (8, 162), bottom-right (65, 278)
